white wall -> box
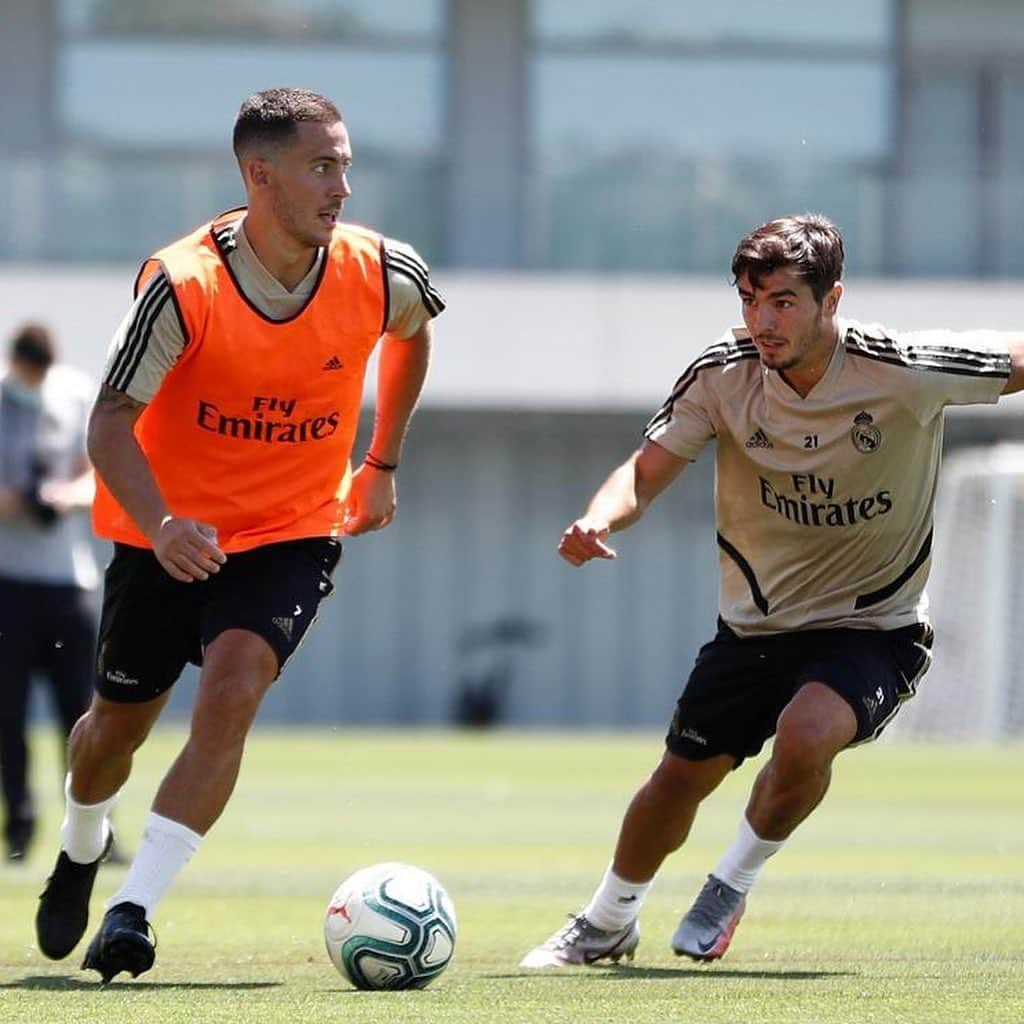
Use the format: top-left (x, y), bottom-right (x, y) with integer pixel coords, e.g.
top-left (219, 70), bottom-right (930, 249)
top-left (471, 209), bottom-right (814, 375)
top-left (1, 267), bottom-right (1020, 411)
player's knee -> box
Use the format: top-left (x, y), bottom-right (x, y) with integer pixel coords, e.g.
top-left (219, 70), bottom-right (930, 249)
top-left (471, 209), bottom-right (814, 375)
top-left (777, 686), bottom-right (855, 758)
top-left (769, 735), bottom-right (832, 788)
top-left (771, 712), bottom-right (845, 783)
top-left (192, 671), bottom-right (269, 747)
top-left (647, 751), bottom-right (726, 807)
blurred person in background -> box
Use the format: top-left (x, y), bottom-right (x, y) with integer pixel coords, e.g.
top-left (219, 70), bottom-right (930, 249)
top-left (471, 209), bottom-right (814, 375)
top-left (0, 323), bottom-right (99, 863)
top-left (521, 213), bottom-right (1024, 969)
top-left (34, 87), bottom-right (442, 983)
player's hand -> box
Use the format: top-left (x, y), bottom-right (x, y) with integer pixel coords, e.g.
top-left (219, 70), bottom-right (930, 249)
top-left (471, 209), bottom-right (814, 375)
top-left (153, 516), bottom-right (227, 582)
top-left (558, 517), bottom-right (617, 566)
top-left (343, 465), bottom-right (397, 536)
top-left (0, 486), bottom-right (25, 519)
top-left (38, 475), bottom-right (95, 512)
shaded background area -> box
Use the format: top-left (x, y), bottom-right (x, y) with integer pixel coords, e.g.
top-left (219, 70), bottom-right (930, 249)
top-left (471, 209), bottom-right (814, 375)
top-left (4, 1), bottom-right (1024, 276)
top-left (2, 0), bottom-right (1024, 733)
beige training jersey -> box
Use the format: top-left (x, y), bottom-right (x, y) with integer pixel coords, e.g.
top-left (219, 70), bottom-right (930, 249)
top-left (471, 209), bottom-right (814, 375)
top-left (645, 318), bottom-right (1011, 636)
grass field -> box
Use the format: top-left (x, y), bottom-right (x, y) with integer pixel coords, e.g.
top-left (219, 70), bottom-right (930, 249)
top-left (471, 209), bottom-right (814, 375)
top-left (1, 729), bottom-right (1022, 1024)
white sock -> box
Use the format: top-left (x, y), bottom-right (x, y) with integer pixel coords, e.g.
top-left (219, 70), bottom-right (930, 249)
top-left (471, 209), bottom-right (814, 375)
top-left (713, 816), bottom-right (786, 894)
top-left (60, 773), bottom-right (118, 864)
top-left (582, 864), bottom-right (652, 931)
top-left (108, 812), bottom-right (203, 920)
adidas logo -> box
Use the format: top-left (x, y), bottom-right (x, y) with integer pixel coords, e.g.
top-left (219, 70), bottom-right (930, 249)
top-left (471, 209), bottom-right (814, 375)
top-left (322, 355), bottom-right (344, 370)
top-left (744, 428), bottom-right (773, 449)
top-left (271, 616), bottom-right (294, 641)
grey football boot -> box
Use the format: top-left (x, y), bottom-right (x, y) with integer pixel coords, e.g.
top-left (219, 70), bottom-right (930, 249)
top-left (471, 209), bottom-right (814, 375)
top-left (671, 874), bottom-right (746, 961)
top-left (520, 913), bottom-right (639, 968)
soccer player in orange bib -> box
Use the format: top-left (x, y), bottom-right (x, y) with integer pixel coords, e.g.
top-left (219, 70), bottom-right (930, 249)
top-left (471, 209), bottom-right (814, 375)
top-left (35, 88), bottom-right (443, 983)
top-left (521, 214), bottom-right (1024, 968)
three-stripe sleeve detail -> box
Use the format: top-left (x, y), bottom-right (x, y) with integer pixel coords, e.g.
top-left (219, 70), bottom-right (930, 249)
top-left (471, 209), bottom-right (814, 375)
top-left (846, 327), bottom-right (1010, 379)
top-left (106, 272), bottom-right (173, 392)
top-left (645, 341), bottom-right (758, 436)
top-left (378, 238), bottom-right (391, 336)
top-left (384, 246), bottom-right (445, 317)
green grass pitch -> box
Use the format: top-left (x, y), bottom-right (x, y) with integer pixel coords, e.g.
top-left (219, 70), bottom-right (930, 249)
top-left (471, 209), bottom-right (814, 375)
top-left (1, 729), bottom-right (1022, 1024)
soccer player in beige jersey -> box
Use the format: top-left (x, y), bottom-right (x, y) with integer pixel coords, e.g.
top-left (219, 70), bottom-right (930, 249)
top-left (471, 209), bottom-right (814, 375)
top-left (521, 214), bottom-right (1024, 968)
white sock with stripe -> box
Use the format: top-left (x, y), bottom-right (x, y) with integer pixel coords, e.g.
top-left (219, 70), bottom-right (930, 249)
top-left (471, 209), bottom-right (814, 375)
top-left (108, 812), bottom-right (203, 919)
top-left (582, 864), bottom-right (652, 931)
top-left (713, 816), bottom-right (786, 894)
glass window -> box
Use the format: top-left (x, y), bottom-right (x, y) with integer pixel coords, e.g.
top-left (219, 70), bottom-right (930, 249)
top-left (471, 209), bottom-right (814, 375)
top-left (903, 68), bottom-right (978, 173)
top-left (60, 42), bottom-right (441, 154)
top-left (61, 0), bottom-right (443, 40)
top-left (533, 0), bottom-right (891, 47)
top-left (907, 0), bottom-right (1024, 58)
top-left (994, 72), bottom-right (1024, 276)
top-left (528, 2), bottom-right (896, 273)
top-left (531, 53), bottom-right (891, 273)
top-left (52, 1), bottom-right (446, 263)
top-left (997, 71), bottom-right (1024, 175)
top-left (535, 56), bottom-right (890, 161)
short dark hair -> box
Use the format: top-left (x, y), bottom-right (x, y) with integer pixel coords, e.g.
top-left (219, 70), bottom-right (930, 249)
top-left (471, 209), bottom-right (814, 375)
top-left (9, 322), bottom-right (55, 370)
top-left (732, 214), bottom-right (844, 302)
top-left (232, 87), bottom-right (343, 159)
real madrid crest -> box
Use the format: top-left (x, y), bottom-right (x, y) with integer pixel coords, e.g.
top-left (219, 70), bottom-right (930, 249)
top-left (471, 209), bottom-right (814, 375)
top-left (850, 410), bottom-right (881, 453)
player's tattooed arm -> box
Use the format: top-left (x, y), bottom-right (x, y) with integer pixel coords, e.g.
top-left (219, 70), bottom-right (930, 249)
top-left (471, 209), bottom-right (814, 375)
top-left (87, 383), bottom-right (225, 580)
top-left (88, 383), bottom-right (156, 505)
top-left (94, 382), bottom-right (146, 416)
top-left (87, 383), bottom-right (167, 541)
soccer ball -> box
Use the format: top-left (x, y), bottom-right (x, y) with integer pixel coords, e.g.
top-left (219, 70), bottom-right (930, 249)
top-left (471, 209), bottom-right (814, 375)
top-left (323, 861), bottom-right (457, 990)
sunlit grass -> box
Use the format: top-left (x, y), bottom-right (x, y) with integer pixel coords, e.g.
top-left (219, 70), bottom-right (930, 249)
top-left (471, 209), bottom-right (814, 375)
top-left (1, 730), bottom-right (1022, 1024)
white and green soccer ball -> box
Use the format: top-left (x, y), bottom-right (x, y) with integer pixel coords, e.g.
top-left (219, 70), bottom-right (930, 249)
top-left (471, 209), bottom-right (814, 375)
top-left (323, 862), bottom-right (457, 990)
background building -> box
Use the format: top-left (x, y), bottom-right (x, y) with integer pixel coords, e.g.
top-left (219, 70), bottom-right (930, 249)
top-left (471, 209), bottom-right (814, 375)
top-left (4, 1), bottom-right (1024, 275)
top-left (2, 0), bottom-right (1022, 727)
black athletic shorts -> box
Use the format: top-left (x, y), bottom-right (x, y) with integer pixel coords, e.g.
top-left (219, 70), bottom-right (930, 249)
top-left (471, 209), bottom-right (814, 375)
top-left (665, 620), bottom-right (934, 767)
top-left (95, 537), bottom-right (342, 703)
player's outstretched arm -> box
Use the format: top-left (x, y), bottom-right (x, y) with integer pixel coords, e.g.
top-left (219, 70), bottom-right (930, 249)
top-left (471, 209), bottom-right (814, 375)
top-left (1000, 337), bottom-right (1024, 395)
top-left (558, 440), bottom-right (688, 566)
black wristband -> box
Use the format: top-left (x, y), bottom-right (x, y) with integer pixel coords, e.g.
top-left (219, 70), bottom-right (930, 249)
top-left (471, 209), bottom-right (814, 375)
top-left (364, 452), bottom-right (398, 472)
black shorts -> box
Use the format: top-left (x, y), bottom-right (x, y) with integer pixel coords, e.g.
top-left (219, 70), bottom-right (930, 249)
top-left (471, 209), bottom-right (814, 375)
top-left (95, 537), bottom-right (342, 703)
top-left (665, 620), bottom-right (934, 766)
